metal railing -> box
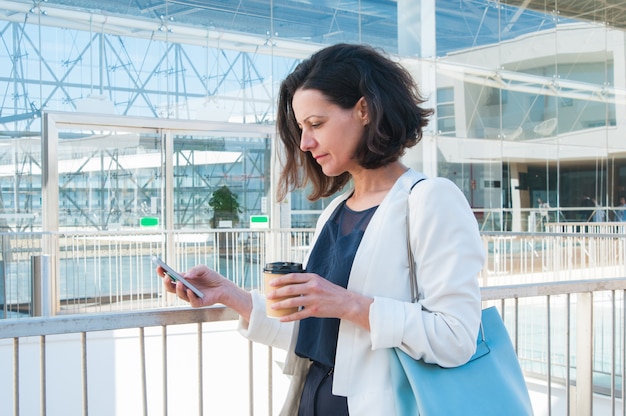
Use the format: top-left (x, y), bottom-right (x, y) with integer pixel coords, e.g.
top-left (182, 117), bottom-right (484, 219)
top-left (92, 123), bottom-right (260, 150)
top-left (481, 226), bottom-right (626, 285)
top-left (482, 279), bottom-right (626, 416)
top-left (1, 226), bottom-right (625, 317)
top-left (1, 279), bottom-right (625, 415)
top-left (1, 229), bottom-right (314, 317)
top-left (1, 227), bottom-right (626, 414)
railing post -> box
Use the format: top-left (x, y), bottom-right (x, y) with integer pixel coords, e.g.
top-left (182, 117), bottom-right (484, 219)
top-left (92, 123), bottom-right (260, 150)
top-left (0, 260), bottom-right (5, 318)
top-left (31, 255), bottom-right (57, 317)
top-left (572, 292), bottom-right (593, 416)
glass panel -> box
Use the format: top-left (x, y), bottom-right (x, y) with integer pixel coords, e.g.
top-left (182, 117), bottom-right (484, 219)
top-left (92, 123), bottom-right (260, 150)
top-left (0, 11), bottom-right (290, 124)
top-left (615, 162), bottom-right (626, 222)
top-left (0, 136), bottom-right (42, 230)
top-left (0, 134), bottom-right (42, 318)
top-left (435, 1), bottom-right (559, 231)
top-left (171, 133), bottom-right (270, 230)
top-left (436, 137), bottom-right (506, 231)
top-left (436, 87), bottom-right (456, 137)
top-left (553, 21), bottom-right (612, 224)
top-left (611, 64), bottom-right (626, 221)
top-left (87, 0), bottom-right (399, 51)
top-left (0, 0), bottom-right (624, 235)
top-left (57, 129), bottom-right (162, 230)
top-left (437, 1), bottom-right (559, 57)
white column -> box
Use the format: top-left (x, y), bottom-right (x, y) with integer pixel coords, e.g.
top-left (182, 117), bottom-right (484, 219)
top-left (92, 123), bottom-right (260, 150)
top-left (398, 0), bottom-right (435, 58)
top-left (398, 0), bottom-right (438, 176)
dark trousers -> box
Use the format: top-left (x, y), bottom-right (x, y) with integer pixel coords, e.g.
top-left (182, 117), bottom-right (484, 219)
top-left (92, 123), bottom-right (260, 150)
top-left (298, 361), bottom-right (349, 416)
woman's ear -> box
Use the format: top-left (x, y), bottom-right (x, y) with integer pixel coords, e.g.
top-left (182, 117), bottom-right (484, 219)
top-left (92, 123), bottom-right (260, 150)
top-left (356, 97), bottom-right (369, 126)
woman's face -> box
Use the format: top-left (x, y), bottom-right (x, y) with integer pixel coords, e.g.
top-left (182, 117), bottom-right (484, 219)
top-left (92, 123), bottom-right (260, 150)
top-left (292, 88), bottom-right (368, 177)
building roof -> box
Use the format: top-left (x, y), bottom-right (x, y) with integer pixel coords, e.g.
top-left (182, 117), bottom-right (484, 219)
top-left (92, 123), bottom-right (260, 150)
top-left (11, 1), bottom-right (624, 57)
top-left (510, 0), bottom-right (626, 30)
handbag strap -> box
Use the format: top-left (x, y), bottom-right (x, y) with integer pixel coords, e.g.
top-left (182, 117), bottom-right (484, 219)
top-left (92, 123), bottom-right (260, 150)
top-left (405, 179), bottom-right (486, 342)
top-left (406, 179), bottom-right (425, 303)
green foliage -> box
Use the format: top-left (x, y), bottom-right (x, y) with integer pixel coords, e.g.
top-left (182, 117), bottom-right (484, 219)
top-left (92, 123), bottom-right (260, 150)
top-left (209, 185), bottom-right (241, 227)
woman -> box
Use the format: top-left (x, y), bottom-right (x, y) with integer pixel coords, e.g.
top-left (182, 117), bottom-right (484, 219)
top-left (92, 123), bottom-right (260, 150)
top-left (158, 43), bottom-right (485, 415)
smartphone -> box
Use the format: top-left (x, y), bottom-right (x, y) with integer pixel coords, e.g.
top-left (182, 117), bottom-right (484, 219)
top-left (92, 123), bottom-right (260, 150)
top-left (151, 256), bottom-right (204, 298)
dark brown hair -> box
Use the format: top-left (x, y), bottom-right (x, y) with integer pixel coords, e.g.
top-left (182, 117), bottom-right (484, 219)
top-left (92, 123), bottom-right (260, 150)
top-left (276, 43), bottom-right (433, 201)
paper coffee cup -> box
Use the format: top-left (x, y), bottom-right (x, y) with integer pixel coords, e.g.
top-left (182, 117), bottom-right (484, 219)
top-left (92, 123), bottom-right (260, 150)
top-left (263, 262), bottom-right (303, 318)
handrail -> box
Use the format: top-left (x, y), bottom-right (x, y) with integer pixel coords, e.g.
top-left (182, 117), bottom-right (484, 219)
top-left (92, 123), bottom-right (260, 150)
top-left (3, 277), bottom-right (624, 338)
top-left (1, 278), bottom-right (625, 415)
top-left (0, 305), bottom-right (238, 339)
top-left (480, 276), bottom-right (626, 300)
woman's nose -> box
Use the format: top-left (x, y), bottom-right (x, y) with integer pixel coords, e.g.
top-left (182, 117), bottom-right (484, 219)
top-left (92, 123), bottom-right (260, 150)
top-left (299, 129), bottom-right (315, 152)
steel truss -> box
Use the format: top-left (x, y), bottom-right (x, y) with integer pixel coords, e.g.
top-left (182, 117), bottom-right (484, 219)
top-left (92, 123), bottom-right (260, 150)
top-left (0, 5), bottom-right (288, 230)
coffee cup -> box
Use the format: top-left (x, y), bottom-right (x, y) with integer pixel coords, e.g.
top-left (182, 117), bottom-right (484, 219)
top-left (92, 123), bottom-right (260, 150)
top-left (263, 262), bottom-right (303, 318)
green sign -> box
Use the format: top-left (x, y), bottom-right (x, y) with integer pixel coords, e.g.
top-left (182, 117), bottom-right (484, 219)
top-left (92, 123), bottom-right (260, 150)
top-left (140, 217), bottom-right (159, 227)
top-left (250, 215), bottom-right (269, 229)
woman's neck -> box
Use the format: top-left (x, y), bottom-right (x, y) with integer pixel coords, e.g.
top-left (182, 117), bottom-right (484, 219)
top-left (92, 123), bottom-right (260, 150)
top-left (346, 162), bottom-right (408, 211)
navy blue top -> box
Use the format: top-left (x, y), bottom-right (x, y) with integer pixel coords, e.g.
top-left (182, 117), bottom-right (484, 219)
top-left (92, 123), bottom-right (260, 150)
top-left (295, 200), bottom-right (377, 367)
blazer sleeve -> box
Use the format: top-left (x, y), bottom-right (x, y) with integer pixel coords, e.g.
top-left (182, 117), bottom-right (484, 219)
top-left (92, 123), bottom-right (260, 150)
top-left (237, 290), bottom-right (295, 350)
top-left (369, 177), bottom-right (484, 367)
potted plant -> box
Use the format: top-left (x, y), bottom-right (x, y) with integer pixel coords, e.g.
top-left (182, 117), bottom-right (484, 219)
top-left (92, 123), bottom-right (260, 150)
top-left (209, 185), bottom-right (242, 257)
top-left (209, 185), bottom-right (241, 228)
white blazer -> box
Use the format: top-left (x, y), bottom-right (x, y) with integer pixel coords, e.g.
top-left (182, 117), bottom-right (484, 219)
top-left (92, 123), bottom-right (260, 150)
top-left (239, 169), bottom-right (485, 415)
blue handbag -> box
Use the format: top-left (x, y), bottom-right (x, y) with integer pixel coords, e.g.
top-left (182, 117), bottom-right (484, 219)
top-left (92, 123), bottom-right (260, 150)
top-left (389, 306), bottom-right (534, 415)
top-left (391, 183), bottom-right (534, 415)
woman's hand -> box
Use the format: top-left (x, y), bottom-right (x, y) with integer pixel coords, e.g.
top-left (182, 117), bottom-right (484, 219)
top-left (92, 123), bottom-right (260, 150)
top-left (266, 272), bottom-right (374, 330)
top-left (157, 264), bottom-right (253, 321)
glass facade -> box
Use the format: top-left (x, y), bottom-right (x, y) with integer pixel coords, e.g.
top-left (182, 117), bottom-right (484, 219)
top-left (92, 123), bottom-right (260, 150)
top-left (0, 0), bottom-right (625, 231)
